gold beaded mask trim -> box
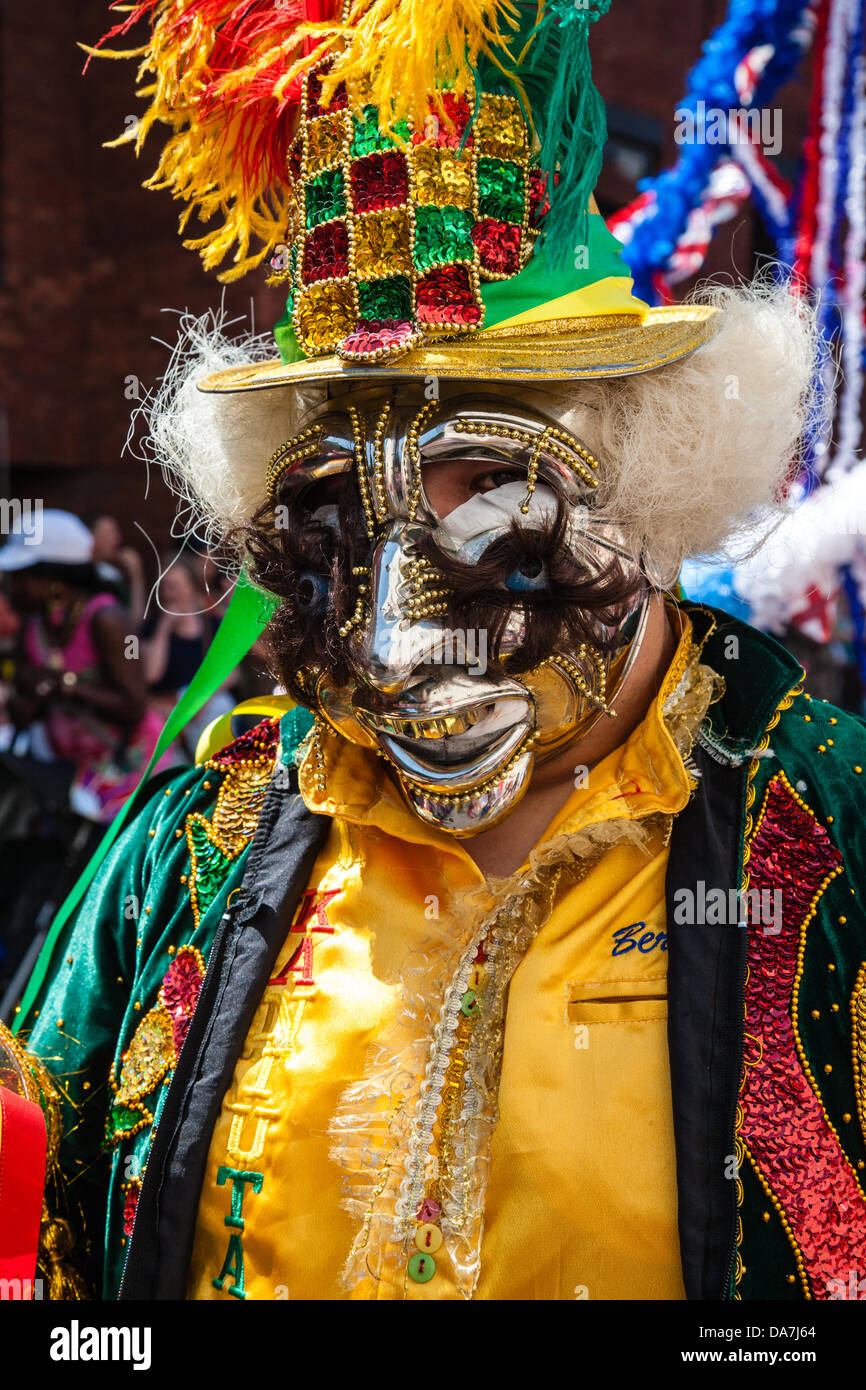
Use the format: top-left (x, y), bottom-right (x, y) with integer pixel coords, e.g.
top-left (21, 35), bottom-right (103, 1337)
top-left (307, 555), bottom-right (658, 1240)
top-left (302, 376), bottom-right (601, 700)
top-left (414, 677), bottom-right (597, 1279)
top-left (264, 385), bottom-right (649, 836)
top-left (267, 395), bottom-right (601, 519)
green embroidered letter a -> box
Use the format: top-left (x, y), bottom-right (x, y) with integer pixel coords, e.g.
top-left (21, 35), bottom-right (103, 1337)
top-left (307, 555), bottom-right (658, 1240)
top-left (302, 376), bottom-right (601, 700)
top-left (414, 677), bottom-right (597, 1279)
top-left (212, 1166), bottom-right (264, 1300)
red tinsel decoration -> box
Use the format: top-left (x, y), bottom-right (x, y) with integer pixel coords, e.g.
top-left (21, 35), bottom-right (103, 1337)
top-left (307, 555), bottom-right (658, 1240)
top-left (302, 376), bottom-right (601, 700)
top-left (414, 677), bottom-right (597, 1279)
top-left (792, 0), bottom-right (832, 290)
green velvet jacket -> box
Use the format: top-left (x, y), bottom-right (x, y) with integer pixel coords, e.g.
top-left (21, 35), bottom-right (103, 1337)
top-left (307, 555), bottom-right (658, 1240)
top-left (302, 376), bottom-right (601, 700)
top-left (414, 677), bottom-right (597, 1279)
top-left (19, 604), bottom-right (866, 1301)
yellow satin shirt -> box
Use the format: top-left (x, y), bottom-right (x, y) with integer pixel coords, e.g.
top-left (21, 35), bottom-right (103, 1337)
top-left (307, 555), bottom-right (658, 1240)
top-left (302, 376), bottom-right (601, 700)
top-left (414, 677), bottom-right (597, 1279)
top-left (188, 621), bottom-right (711, 1301)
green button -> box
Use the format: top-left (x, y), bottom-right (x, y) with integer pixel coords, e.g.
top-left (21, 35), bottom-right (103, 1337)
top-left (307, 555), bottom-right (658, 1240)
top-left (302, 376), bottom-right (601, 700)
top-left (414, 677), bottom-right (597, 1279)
top-left (408, 1251), bottom-right (437, 1284)
top-left (460, 990), bottom-right (478, 1017)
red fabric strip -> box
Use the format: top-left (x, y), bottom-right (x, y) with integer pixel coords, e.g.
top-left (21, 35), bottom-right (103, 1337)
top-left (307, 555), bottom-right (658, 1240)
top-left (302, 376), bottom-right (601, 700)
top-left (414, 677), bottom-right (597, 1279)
top-left (741, 774), bottom-right (866, 1298)
top-left (0, 1087), bottom-right (47, 1295)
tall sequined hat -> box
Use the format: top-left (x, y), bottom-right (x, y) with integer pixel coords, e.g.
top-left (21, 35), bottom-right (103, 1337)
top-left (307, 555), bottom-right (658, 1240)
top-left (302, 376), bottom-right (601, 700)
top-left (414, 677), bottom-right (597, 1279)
top-left (91, 0), bottom-right (718, 391)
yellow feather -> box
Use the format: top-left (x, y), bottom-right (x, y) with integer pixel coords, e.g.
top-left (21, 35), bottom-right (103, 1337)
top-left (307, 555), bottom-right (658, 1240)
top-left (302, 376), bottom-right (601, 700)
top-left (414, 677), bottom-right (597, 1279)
top-left (78, 40), bottom-right (149, 60)
top-left (289, 0), bottom-right (526, 132)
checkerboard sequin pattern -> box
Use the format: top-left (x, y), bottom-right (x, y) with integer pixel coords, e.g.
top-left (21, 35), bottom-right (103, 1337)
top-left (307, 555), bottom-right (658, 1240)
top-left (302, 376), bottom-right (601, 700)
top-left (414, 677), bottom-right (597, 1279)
top-left (274, 62), bottom-right (545, 363)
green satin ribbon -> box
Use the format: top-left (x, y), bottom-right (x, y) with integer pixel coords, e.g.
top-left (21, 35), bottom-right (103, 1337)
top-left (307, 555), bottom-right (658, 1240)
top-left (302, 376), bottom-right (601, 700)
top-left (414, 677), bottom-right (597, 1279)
top-left (13, 574), bottom-right (278, 1032)
top-left (480, 216), bottom-right (633, 327)
top-left (274, 304), bottom-right (305, 365)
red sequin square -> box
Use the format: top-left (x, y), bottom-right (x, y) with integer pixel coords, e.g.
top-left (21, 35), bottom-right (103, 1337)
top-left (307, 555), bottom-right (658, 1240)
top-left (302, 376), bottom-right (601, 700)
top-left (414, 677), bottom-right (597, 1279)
top-left (351, 152), bottom-right (408, 214)
top-left (307, 71), bottom-right (348, 119)
top-left (210, 718), bottom-right (280, 769)
top-left (473, 219), bottom-right (521, 276)
top-left (412, 92), bottom-right (473, 149)
top-left (415, 264), bottom-right (481, 327)
top-left (122, 1184), bottom-right (140, 1238)
top-left (302, 221), bottom-right (350, 285)
top-left (529, 167), bottom-right (552, 229)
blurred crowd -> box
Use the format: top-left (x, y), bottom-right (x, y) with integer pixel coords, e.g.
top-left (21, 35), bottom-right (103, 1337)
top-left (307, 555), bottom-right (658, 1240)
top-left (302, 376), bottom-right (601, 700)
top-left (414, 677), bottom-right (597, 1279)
top-left (0, 509), bottom-right (273, 1008)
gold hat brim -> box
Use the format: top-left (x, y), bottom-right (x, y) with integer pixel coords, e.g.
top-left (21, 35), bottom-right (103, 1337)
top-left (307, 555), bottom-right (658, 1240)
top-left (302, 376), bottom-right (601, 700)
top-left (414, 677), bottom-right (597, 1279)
top-left (198, 306), bottom-right (721, 395)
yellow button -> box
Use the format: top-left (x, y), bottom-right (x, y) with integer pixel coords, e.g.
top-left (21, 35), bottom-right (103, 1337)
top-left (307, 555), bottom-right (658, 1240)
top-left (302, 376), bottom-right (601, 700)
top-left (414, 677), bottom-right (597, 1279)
top-left (415, 1223), bottom-right (443, 1254)
top-left (468, 964), bottom-right (488, 990)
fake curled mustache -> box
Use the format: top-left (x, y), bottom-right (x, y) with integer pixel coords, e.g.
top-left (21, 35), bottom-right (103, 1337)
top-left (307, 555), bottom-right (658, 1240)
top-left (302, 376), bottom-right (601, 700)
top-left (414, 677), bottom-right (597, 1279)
top-left (238, 483), bottom-right (645, 698)
top-left (415, 497), bottom-right (646, 675)
top-left (238, 476), bottom-right (368, 702)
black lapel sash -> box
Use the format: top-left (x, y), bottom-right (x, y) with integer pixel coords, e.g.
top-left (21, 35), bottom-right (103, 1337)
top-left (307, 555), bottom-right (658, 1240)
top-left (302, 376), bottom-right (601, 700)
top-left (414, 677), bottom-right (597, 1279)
top-left (666, 744), bottom-right (749, 1300)
top-left (119, 777), bottom-right (329, 1299)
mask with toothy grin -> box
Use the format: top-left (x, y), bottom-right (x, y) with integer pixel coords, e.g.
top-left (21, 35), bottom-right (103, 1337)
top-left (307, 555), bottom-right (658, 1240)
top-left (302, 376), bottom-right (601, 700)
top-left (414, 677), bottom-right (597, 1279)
top-left (268, 383), bottom-right (650, 836)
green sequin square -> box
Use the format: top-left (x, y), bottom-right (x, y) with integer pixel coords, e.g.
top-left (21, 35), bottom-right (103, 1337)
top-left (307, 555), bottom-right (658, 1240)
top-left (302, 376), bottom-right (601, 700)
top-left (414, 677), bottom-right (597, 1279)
top-left (350, 107), bottom-right (410, 158)
top-left (305, 168), bottom-right (346, 228)
top-left (477, 158), bottom-right (525, 225)
top-left (357, 275), bottom-right (412, 322)
top-left (413, 205), bottom-right (474, 272)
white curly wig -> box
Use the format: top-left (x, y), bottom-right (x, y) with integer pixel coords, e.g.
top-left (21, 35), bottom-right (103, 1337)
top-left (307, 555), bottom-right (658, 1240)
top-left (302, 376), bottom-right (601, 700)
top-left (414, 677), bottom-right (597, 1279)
top-left (135, 279), bottom-right (827, 586)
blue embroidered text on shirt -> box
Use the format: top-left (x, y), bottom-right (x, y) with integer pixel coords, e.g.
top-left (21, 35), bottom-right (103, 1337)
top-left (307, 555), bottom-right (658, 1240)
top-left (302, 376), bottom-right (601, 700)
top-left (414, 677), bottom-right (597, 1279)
top-left (611, 922), bottom-right (668, 956)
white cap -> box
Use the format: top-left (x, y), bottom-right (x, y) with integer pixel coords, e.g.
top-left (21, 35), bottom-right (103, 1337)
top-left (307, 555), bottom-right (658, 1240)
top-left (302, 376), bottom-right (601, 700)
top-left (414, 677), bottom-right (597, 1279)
top-left (0, 508), bottom-right (94, 571)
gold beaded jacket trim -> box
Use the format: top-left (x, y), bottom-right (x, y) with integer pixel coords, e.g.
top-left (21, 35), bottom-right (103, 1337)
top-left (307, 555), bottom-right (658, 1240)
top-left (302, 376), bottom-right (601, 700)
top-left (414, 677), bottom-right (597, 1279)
top-left (105, 728), bottom-right (281, 1167)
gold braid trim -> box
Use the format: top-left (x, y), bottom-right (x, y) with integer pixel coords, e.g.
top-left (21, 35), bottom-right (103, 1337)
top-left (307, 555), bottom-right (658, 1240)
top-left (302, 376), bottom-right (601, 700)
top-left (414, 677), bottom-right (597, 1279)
top-left (851, 963), bottom-right (866, 1150)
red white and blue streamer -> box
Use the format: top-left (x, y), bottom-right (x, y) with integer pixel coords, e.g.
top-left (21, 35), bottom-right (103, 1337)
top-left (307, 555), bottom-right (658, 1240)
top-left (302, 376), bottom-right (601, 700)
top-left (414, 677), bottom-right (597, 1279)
top-left (638, 0), bottom-right (866, 669)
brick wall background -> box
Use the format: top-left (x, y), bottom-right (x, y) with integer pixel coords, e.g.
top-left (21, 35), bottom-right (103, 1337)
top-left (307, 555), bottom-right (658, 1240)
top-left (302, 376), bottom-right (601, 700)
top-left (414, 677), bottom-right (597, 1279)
top-left (0, 0), bottom-right (815, 583)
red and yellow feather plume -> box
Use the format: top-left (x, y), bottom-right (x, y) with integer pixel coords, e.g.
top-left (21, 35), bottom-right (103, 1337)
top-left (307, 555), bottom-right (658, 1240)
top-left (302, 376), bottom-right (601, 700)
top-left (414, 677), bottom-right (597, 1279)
top-left (87, 0), bottom-right (531, 280)
top-left (86, 0), bottom-right (342, 279)
top-left (87, 0), bottom-right (607, 281)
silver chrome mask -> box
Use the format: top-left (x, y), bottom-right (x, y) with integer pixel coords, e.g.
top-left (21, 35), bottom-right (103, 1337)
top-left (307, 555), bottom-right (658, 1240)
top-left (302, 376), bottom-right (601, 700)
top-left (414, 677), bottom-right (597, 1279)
top-left (268, 383), bottom-right (650, 836)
